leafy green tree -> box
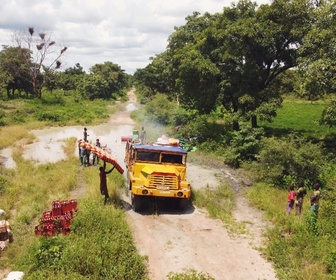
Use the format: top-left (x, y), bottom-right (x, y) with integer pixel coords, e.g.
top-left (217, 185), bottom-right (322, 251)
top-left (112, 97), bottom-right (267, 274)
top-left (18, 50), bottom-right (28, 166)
top-left (0, 46), bottom-right (32, 98)
top-left (56, 63), bottom-right (86, 91)
top-left (297, 0), bottom-right (336, 126)
top-left (133, 52), bottom-right (172, 100)
top-left (90, 62), bottom-right (127, 99)
top-left (76, 74), bottom-right (109, 100)
top-left (166, 0), bottom-right (313, 129)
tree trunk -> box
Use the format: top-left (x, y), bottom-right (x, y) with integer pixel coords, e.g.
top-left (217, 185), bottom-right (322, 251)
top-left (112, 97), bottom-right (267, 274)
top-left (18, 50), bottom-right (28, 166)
top-left (251, 115), bottom-right (258, 128)
top-left (232, 120), bottom-right (240, 131)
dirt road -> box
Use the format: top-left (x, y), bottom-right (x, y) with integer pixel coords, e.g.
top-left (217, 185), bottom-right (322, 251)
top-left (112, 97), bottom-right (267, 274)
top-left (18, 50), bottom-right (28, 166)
top-left (115, 90), bottom-right (277, 280)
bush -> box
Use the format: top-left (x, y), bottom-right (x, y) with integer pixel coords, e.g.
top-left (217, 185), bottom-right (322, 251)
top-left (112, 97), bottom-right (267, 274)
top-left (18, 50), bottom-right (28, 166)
top-left (251, 134), bottom-right (325, 185)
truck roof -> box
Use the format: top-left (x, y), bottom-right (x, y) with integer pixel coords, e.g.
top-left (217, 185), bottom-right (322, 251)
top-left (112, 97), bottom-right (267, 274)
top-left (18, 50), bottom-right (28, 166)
top-left (133, 144), bottom-right (188, 154)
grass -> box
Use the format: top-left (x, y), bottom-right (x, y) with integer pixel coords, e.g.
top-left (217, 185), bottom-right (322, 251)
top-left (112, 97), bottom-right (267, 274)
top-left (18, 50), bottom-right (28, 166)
top-left (0, 89), bottom-right (147, 279)
top-left (260, 99), bottom-right (336, 139)
top-left (0, 90), bottom-right (114, 128)
top-left (246, 182), bottom-right (335, 279)
top-left (0, 124), bottom-right (149, 278)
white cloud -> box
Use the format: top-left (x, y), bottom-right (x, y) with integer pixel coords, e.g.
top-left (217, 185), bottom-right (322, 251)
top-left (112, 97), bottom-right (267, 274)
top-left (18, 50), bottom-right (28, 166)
top-left (0, 0), bottom-right (270, 74)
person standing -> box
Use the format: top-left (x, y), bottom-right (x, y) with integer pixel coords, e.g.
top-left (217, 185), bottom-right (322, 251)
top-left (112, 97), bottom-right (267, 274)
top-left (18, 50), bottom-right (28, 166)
top-left (310, 183), bottom-right (321, 215)
top-left (295, 180), bottom-right (307, 215)
top-left (99, 161), bottom-right (115, 204)
top-left (92, 139), bottom-right (101, 166)
top-left (83, 127), bottom-right (89, 142)
top-left (140, 126), bottom-right (146, 144)
top-left (80, 145), bottom-right (87, 166)
top-left (286, 185), bottom-right (297, 215)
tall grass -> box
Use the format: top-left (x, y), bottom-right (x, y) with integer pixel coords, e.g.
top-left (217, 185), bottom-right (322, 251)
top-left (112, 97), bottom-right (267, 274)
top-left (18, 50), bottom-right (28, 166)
top-left (0, 125), bottom-right (35, 149)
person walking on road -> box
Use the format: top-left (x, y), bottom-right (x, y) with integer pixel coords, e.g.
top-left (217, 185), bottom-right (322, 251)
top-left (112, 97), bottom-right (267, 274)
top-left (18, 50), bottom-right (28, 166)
top-left (99, 161), bottom-right (115, 204)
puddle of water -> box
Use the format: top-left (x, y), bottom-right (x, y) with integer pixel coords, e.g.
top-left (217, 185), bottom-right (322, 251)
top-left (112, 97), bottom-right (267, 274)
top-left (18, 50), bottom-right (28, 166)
top-left (0, 123), bottom-right (134, 170)
top-left (126, 103), bottom-right (137, 111)
top-left (0, 147), bottom-right (16, 169)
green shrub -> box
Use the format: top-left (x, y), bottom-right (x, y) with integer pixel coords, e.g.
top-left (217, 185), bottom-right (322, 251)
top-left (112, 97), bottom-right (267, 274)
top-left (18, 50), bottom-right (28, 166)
top-left (251, 134), bottom-right (325, 185)
top-left (36, 111), bottom-right (62, 122)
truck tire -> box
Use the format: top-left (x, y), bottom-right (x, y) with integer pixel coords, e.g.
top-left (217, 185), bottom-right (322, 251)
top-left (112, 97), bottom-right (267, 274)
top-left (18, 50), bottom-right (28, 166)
top-left (132, 194), bottom-right (142, 212)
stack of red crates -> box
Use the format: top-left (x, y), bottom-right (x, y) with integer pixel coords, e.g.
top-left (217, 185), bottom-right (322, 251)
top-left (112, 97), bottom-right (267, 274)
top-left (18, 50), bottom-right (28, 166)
top-left (34, 199), bottom-right (78, 237)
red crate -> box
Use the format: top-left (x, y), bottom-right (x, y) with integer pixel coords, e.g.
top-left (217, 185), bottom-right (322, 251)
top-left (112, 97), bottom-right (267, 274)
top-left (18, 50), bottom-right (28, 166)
top-left (69, 199), bottom-right (78, 211)
top-left (52, 200), bottom-right (62, 216)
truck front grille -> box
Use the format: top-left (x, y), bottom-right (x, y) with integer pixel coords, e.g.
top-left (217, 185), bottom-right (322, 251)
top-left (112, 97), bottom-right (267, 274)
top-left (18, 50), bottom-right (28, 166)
top-left (148, 174), bottom-right (178, 189)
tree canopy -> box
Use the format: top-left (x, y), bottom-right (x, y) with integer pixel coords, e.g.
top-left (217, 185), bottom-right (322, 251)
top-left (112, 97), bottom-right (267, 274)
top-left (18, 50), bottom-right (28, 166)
top-left (134, 0), bottom-right (335, 129)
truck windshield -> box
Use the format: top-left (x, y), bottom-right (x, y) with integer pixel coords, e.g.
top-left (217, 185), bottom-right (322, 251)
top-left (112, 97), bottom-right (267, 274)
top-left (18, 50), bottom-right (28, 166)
top-left (136, 151), bottom-right (185, 164)
top-left (136, 151), bottom-right (160, 162)
top-left (161, 154), bottom-right (184, 164)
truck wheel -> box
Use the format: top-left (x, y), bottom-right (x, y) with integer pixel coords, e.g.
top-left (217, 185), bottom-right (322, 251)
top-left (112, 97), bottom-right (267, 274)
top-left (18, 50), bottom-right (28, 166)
top-left (132, 194), bottom-right (142, 212)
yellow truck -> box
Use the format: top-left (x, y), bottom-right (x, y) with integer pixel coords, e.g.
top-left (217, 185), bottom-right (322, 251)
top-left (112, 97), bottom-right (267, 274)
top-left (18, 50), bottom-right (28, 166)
top-left (124, 141), bottom-right (192, 212)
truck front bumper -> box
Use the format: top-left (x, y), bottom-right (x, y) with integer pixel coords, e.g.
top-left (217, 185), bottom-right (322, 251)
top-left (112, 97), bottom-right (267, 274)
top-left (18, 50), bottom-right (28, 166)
top-left (132, 185), bottom-right (191, 199)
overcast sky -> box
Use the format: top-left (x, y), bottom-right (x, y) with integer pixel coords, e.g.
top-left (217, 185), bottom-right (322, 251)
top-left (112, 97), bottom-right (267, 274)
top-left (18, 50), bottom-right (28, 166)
top-left (0, 0), bottom-right (269, 75)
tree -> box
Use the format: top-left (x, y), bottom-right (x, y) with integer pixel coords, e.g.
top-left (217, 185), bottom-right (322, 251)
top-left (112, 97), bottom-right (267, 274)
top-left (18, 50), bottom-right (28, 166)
top-left (133, 52), bottom-right (173, 100)
top-left (0, 46), bottom-right (33, 98)
top-left (13, 27), bottom-right (67, 98)
top-left (90, 62), bottom-right (127, 99)
top-left (166, 0), bottom-right (313, 129)
top-left (297, 0), bottom-right (336, 126)
top-left (56, 63), bottom-right (86, 91)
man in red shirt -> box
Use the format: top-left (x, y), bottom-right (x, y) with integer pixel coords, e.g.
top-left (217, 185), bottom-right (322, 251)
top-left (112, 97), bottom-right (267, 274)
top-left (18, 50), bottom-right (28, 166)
top-left (286, 185), bottom-right (297, 215)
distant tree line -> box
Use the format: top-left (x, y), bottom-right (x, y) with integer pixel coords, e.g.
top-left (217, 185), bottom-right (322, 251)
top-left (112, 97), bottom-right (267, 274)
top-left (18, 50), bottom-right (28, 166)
top-left (133, 0), bottom-right (336, 129)
top-left (0, 27), bottom-right (131, 100)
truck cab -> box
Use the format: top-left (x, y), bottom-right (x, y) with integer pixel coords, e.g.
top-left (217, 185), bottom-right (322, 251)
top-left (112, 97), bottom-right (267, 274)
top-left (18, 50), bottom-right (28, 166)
top-left (124, 142), bottom-right (191, 212)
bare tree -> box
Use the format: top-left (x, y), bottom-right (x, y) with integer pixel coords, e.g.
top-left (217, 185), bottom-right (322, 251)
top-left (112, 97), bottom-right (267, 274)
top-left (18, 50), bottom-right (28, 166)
top-left (13, 27), bottom-right (67, 98)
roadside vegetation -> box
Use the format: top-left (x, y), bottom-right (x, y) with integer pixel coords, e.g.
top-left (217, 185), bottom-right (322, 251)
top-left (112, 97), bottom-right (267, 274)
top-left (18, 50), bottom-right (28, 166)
top-left (0, 135), bottom-right (148, 279)
top-left (1, 0), bottom-right (335, 279)
top-left (132, 92), bottom-right (336, 279)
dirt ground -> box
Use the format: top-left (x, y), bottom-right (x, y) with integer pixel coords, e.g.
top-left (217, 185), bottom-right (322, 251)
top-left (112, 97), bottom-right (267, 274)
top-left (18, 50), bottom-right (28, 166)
top-left (116, 90), bottom-right (277, 280)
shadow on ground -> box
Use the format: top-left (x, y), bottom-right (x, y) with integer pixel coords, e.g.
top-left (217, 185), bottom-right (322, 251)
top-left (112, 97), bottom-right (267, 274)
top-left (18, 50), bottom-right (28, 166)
top-left (121, 197), bottom-right (195, 215)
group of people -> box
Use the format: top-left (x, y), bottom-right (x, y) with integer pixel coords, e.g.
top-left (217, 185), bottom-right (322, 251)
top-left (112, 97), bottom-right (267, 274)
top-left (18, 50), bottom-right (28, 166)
top-left (78, 128), bottom-right (106, 167)
top-left (79, 127), bottom-right (113, 205)
top-left (286, 180), bottom-right (321, 216)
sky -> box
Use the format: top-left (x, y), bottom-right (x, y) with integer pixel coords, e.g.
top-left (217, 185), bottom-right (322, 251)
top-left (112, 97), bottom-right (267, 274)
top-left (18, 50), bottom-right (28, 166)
top-left (0, 0), bottom-right (269, 75)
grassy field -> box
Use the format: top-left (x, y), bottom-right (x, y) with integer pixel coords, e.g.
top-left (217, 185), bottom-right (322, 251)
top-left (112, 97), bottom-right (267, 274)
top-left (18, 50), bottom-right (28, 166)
top-left (260, 99), bottom-right (336, 139)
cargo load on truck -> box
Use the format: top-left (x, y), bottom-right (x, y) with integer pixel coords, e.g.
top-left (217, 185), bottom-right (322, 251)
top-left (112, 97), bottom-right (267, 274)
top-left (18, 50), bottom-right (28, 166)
top-left (124, 140), bottom-right (192, 212)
